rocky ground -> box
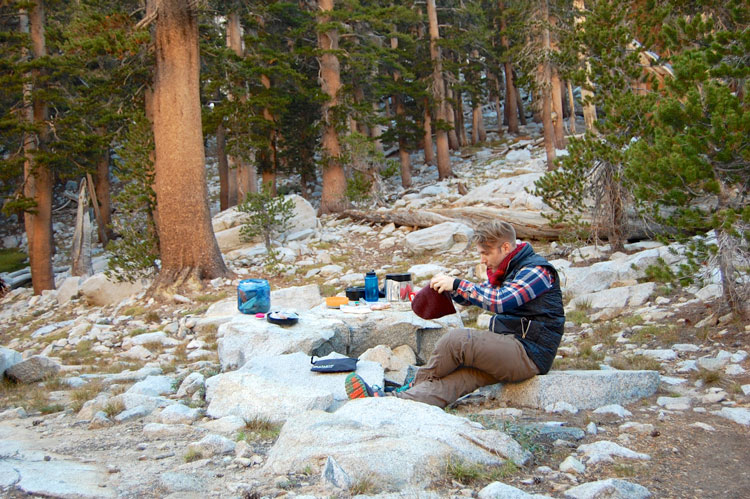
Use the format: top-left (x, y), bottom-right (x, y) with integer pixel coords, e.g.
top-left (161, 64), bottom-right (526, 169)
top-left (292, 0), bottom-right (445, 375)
top-left (1, 121), bottom-right (749, 498)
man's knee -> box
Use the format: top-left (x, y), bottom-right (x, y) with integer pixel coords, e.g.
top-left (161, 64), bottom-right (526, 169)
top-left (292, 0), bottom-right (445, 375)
top-left (436, 328), bottom-right (471, 349)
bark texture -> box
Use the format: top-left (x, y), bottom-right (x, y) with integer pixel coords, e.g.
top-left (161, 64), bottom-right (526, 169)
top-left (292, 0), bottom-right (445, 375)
top-left (152, 0), bottom-right (229, 286)
top-left (22, 3), bottom-right (55, 294)
top-left (391, 37), bottom-right (411, 188)
top-left (370, 101), bottom-right (384, 154)
top-left (488, 71), bottom-right (504, 137)
top-left (551, 69), bottom-right (565, 148)
top-left (566, 79), bottom-right (577, 134)
top-left (259, 56), bottom-right (277, 195)
top-left (216, 123), bottom-right (229, 211)
top-left (227, 12), bottom-right (255, 202)
top-left (472, 105), bottom-right (487, 144)
top-left (317, 0), bottom-right (348, 214)
top-left (538, 0), bottom-right (556, 167)
top-left (445, 84), bottom-right (461, 149)
top-left (515, 73), bottom-right (527, 125)
top-left (499, 1), bottom-right (519, 134)
top-left (426, 0), bottom-right (452, 179)
top-left (93, 144), bottom-right (112, 244)
top-left (422, 98), bottom-right (435, 165)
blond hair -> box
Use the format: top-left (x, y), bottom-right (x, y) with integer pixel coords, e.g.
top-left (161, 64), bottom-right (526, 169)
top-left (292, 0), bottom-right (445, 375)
top-left (473, 220), bottom-right (516, 249)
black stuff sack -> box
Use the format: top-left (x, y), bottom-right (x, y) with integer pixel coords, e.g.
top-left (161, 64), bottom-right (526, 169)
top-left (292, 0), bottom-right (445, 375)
top-left (310, 356), bottom-right (358, 373)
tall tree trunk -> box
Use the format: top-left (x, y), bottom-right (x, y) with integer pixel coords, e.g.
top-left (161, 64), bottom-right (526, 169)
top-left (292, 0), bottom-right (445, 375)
top-left (227, 155), bottom-right (238, 206)
top-left (504, 63), bottom-right (519, 133)
top-left (261, 169), bottom-right (276, 195)
top-left (216, 123), bottom-right (229, 211)
top-left (499, 1), bottom-right (519, 134)
top-left (422, 98), bottom-right (435, 165)
top-left (300, 168), bottom-right (313, 200)
top-left (454, 89), bottom-right (468, 146)
top-left (260, 51), bottom-right (277, 194)
top-left (472, 104), bottom-right (487, 144)
top-left (487, 71), bottom-right (504, 137)
top-left (426, 0), bottom-right (451, 179)
top-left (470, 49), bottom-right (486, 144)
top-left (317, 0), bottom-right (348, 213)
top-left (566, 79), bottom-right (577, 134)
top-left (352, 86), bottom-right (368, 136)
top-left (227, 12), bottom-right (256, 201)
top-left (397, 132), bottom-right (412, 188)
top-left (445, 83), bottom-right (460, 149)
top-left (391, 37), bottom-right (411, 188)
top-left (574, 0), bottom-right (597, 132)
top-left (538, 65), bottom-right (556, 166)
top-left (417, 8), bottom-right (435, 164)
top-left (549, 8), bottom-right (565, 148)
top-left (152, 0), bottom-right (229, 286)
top-left (235, 157), bottom-right (254, 203)
top-left (515, 74), bottom-right (527, 125)
top-left (551, 69), bottom-right (565, 148)
top-left (21, 3), bottom-right (55, 294)
top-left (370, 101), bottom-right (384, 154)
top-left (94, 128), bottom-right (113, 244)
top-left (538, 0), bottom-right (556, 167)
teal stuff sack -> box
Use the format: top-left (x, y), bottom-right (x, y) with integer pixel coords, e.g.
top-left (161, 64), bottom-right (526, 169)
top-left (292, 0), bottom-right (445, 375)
top-left (237, 279), bottom-right (271, 314)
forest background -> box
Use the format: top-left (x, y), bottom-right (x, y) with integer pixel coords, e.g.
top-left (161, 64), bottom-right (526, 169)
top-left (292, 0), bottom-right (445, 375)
top-left (0, 0), bottom-right (747, 318)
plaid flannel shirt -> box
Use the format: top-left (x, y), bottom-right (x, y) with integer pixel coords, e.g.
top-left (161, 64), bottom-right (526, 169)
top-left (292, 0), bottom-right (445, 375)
top-left (452, 265), bottom-right (555, 314)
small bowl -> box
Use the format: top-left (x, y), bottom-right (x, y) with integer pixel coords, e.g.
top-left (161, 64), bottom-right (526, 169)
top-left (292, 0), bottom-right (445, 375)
top-left (267, 311), bottom-right (299, 326)
top-left (325, 296), bottom-right (349, 308)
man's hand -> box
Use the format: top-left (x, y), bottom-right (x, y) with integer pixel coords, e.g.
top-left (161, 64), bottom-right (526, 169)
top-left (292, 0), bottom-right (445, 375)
top-left (430, 273), bottom-right (455, 294)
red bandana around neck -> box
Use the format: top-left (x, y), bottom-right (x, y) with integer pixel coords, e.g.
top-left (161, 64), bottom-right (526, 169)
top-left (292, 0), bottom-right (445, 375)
top-left (486, 242), bottom-right (526, 287)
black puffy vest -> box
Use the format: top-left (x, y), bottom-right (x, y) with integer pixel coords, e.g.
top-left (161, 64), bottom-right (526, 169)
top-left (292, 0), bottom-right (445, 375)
top-left (488, 244), bottom-right (565, 374)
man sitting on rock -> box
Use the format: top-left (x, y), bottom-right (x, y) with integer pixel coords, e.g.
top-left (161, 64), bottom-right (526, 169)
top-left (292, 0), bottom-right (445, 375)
top-left (345, 220), bottom-right (565, 408)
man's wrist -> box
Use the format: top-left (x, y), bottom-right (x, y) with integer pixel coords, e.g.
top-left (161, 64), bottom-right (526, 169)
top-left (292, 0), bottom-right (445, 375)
top-left (452, 278), bottom-right (461, 291)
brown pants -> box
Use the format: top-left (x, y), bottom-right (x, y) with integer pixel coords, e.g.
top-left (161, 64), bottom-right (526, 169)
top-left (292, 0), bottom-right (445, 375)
top-left (395, 328), bottom-right (539, 408)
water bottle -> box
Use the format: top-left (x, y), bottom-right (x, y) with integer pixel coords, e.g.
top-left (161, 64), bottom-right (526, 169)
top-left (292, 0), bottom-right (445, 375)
top-left (364, 270), bottom-right (379, 302)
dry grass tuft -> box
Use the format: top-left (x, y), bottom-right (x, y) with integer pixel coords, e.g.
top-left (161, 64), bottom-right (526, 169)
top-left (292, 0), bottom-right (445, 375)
top-left (70, 380), bottom-right (105, 413)
top-left (608, 355), bottom-right (663, 371)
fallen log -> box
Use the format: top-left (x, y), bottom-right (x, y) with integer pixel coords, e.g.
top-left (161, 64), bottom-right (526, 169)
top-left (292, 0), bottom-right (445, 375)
top-left (344, 204), bottom-right (674, 244)
top-left (431, 207), bottom-right (563, 240)
top-left (341, 209), bottom-right (456, 229)
top-left (341, 207), bottom-right (564, 240)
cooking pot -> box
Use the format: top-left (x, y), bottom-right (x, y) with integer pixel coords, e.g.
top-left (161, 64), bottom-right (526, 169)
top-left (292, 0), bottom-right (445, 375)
top-left (384, 273), bottom-right (413, 302)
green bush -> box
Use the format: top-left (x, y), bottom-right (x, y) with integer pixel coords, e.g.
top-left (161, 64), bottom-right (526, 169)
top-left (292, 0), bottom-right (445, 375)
top-left (0, 248), bottom-right (27, 273)
top-left (106, 113), bottom-right (159, 282)
top-left (346, 170), bottom-right (372, 203)
top-left (238, 185), bottom-right (295, 259)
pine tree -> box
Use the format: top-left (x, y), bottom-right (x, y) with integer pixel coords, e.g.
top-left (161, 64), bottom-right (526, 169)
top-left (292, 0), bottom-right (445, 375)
top-left (150, 0), bottom-right (230, 288)
top-left (441, 0), bottom-right (489, 146)
top-left (0, 0), bottom-right (80, 293)
top-left (532, 0), bottom-right (654, 252)
top-left (317, 0), bottom-right (349, 213)
top-left (61, 0), bottom-right (153, 245)
top-left (426, 0), bottom-right (452, 178)
top-left (626, 2), bottom-right (750, 319)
